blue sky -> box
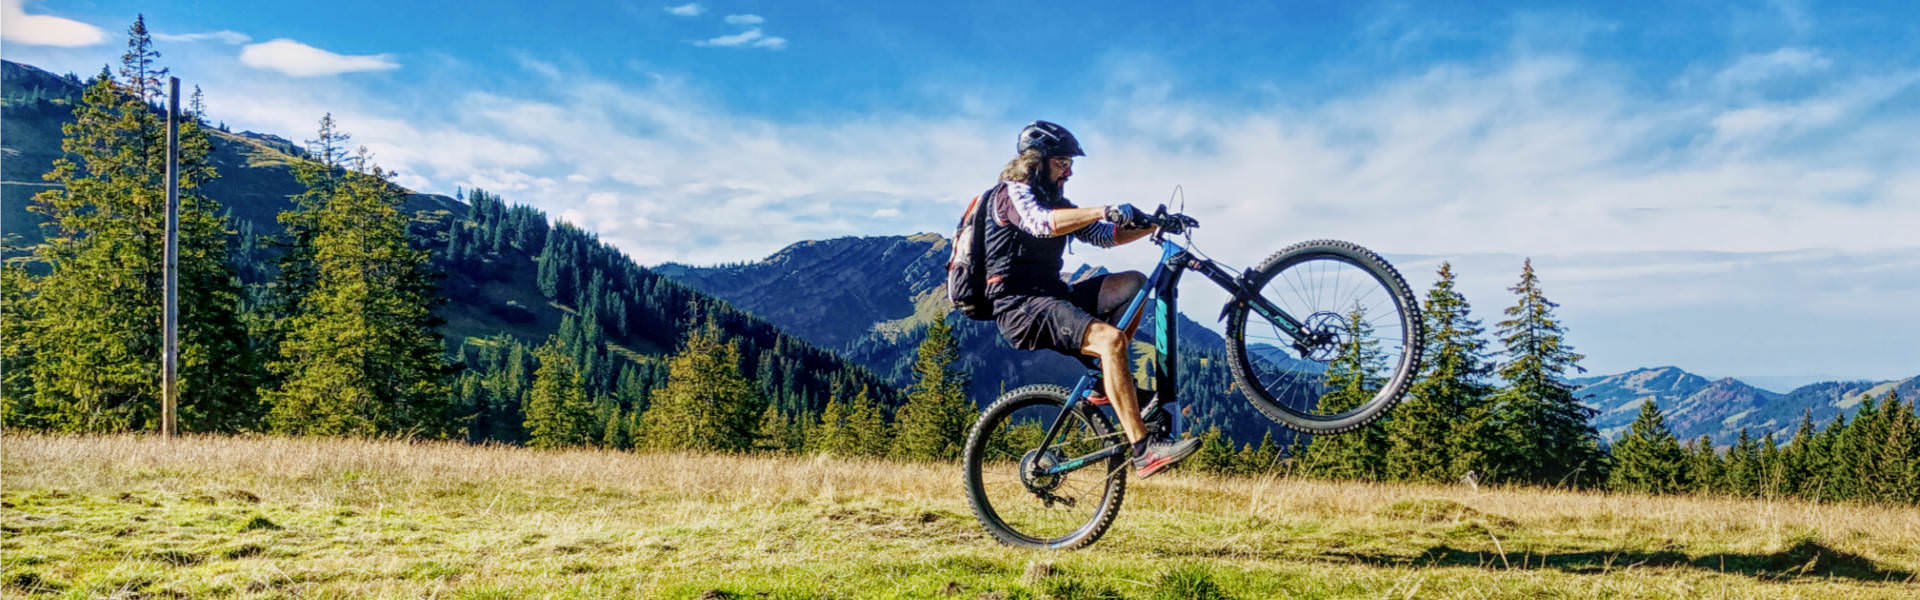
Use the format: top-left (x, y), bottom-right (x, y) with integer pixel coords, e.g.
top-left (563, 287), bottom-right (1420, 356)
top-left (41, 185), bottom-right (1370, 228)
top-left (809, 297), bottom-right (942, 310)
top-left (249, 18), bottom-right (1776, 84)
top-left (4, 0), bottom-right (1917, 385)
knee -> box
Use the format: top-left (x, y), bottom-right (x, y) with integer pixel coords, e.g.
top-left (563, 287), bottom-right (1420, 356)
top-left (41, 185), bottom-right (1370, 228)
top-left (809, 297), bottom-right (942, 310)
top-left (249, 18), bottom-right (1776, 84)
top-left (1086, 323), bottom-right (1127, 357)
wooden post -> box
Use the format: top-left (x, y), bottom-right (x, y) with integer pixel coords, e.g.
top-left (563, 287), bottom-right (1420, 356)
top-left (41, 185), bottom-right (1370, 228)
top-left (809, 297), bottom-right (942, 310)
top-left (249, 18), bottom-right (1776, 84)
top-left (162, 77), bottom-right (180, 439)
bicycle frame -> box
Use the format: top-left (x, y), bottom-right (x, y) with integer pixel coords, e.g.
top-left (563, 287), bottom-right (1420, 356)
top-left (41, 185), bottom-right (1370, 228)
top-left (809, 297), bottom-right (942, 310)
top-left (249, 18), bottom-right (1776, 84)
top-left (1032, 234), bottom-right (1308, 477)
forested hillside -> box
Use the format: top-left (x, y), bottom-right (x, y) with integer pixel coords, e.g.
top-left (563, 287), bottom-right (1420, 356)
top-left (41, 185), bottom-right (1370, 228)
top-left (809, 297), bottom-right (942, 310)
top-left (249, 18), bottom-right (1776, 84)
top-left (1, 46), bottom-right (898, 446)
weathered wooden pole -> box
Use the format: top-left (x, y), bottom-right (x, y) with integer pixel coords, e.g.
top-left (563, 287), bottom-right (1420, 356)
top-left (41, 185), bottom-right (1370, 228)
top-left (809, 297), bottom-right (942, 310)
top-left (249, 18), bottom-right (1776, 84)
top-left (162, 76), bottom-right (180, 439)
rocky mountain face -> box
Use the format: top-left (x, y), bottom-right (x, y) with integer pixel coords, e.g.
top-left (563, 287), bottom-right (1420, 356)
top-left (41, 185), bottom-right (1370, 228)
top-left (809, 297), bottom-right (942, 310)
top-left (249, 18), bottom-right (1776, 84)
top-left (1574, 366), bottom-right (1918, 446)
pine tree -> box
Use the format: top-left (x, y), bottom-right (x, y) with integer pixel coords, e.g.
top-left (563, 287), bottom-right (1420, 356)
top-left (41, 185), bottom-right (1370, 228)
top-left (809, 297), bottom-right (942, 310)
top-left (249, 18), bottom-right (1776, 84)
top-left (1607, 401), bottom-right (1688, 494)
top-left (119, 15), bottom-right (168, 103)
top-left (525, 337), bottom-right (595, 449)
top-left (1829, 398), bottom-right (1880, 502)
top-left (1683, 435), bottom-right (1722, 495)
top-left (843, 385), bottom-right (889, 457)
top-left (637, 323), bottom-right (762, 452)
top-left (753, 404), bottom-right (789, 453)
top-left (1236, 431), bottom-right (1281, 475)
top-left (1809, 412), bottom-right (1847, 501)
top-left (1781, 410), bottom-right (1821, 498)
top-left (1388, 262), bottom-right (1495, 483)
top-left (1865, 391), bottom-right (1915, 504)
top-left (1486, 259), bottom-right (1603, 487)
top-left (20, 20), bottom-right (255, 433)
top-left (1723, 428), bottom-right (1761, 497)
top-left (262, 121), bottom-right (452, 437)
top-left (812, 394), bottom-right (850, 454)
top-left (1190, 427), bottom-right (1237, 474)
top-left (890, 315), bottom-right (975, 461)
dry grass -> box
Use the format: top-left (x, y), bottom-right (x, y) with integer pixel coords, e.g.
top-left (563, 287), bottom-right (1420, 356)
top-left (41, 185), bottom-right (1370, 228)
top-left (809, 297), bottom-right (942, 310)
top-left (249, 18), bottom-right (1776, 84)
top-left (4, 434), bottom-right (1918, 599)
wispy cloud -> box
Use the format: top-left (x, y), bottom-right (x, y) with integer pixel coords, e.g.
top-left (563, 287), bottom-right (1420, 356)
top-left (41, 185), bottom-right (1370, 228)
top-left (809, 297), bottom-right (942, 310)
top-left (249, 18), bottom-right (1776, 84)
top-left (693, 28), bottom-right (787, 49)
top-left (664, 3), bottom-right (703, 17)
top-left (153, 30), bottom-right (252, 45)
top-left (0, 0), bottom-right (105, 47)
top-left (239, 39), bottom-right (400, 77)
top-left (724, 14), bottom-right (764, 25)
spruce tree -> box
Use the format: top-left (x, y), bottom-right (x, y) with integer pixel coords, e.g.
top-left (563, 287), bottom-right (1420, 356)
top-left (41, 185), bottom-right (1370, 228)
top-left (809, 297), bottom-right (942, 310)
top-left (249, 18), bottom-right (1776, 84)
top-left (1294, 306), bottom-right (1390, 481)
top-left (525, 337), bottom-right (595, 449)
top-left (1723, 428), bottom-right (1762, 497)
top-left (1487, 259), bottom-right (1603, 487)
top-left (1190, 426), bottom-right (1236, 474)
top-left (753, 404), bottom-right (788, 453)
top-left (1388, 261), bottom-right (1494, 483)
top-left (262, 129), bottom-right (452, 437)
top-left (636, 322), bottom-right (761, 452)
top-left (1781, 410), bottom-right (1820, 498)
top-left (1866, 391), bottom-right (1915, 503)
top-left (843, 385), bottom-right (889, 457)
top-left (1683, 435), bottom-right (1722, 495)
top-left (1607, 401), bottom-right (1687, 494)
top-left (812, 394), bottom-right (850, 454)
top-left (890, 315), bottom-right (975, 461)
top-left (21, 20), bottom-right (254, 432)
top-left (118, 15), bottom-right (168, 103)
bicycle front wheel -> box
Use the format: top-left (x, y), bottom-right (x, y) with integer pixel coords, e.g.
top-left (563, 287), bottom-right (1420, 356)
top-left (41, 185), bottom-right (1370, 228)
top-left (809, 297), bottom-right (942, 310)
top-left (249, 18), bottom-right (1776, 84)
top-left (961, 384), bottom-right (1127, 550)
top-left (1224, 240), bottom-right (1423, 434)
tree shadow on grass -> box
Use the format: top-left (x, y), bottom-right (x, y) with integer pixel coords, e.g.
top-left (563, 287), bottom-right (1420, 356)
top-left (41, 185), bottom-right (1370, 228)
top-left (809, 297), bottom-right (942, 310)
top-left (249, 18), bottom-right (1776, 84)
top-left (1323, 539), bottom-right (1916, 584)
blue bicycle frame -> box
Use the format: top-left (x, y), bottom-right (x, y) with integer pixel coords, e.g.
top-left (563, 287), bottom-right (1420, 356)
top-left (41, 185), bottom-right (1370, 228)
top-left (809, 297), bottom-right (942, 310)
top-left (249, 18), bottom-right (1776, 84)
top-left (1032, 235), bottom-right (1309, 477)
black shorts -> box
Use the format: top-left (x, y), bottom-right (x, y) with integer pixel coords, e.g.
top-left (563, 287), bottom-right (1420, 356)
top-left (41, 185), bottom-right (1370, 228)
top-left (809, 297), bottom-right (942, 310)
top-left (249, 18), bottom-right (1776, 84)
top-left (993, 274), bottom-right (1113, 359)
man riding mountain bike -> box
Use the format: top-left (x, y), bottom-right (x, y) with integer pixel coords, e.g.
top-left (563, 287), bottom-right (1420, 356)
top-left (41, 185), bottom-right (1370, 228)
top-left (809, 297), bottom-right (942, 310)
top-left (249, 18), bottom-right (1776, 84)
top-left (982, 120), bottom-right (1200, 478)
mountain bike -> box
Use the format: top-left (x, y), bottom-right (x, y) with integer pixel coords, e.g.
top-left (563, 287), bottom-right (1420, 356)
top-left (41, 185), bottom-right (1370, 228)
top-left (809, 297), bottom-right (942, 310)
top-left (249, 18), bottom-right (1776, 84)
top-left (961, 205), bottom-right (1424, 549)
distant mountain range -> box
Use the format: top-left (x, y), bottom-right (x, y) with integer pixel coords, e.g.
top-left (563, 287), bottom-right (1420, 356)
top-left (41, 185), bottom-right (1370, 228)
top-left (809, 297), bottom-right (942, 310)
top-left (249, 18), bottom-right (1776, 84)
top-left (1573, 367), bottom-right (1918, 446)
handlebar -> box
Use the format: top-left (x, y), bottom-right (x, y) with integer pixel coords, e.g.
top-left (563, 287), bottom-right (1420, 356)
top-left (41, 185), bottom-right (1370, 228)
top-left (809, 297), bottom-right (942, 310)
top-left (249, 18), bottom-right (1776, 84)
top-left (1147, 205), bottom-right (1199, 236)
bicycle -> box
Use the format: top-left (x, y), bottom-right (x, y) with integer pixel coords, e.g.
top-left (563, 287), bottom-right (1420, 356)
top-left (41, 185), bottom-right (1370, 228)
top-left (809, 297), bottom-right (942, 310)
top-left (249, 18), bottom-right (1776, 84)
top-left (961, 204), bottom-right (1424, 549)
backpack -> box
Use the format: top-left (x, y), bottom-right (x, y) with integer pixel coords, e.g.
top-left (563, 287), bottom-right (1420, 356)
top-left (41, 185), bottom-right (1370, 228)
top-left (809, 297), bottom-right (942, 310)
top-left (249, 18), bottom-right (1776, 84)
top-left (948, 184), bottom-right (1002, 320)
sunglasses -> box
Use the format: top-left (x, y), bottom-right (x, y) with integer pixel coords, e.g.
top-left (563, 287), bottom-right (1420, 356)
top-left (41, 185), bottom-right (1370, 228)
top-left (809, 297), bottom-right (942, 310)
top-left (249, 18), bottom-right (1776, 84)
top-left (1049, 157), bottom-right (1074, 170)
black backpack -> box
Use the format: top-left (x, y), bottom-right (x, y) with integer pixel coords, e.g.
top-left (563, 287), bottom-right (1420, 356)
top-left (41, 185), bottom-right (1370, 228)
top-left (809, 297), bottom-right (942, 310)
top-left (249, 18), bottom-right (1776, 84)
top-left (948, 184), bottom-right (1002, 320)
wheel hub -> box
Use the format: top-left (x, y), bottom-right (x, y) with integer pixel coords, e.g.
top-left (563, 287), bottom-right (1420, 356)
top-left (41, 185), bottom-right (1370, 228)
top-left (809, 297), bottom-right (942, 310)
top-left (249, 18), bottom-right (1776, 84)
top-left (1018, 448), bottom-right (1066, 495)
top-left (1295, 311), bottom-right (1351, 362)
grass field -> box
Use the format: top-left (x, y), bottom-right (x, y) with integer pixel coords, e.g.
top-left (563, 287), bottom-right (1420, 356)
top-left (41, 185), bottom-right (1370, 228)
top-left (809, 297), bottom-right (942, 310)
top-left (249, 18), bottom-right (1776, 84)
top-left (3, 435), bottom-right (1917, 599)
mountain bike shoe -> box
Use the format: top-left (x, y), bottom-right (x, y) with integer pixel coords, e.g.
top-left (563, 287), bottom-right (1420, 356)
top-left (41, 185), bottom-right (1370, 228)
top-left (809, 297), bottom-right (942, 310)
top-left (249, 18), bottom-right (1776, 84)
top-left (1131, 435), bottom-right (1201, 479)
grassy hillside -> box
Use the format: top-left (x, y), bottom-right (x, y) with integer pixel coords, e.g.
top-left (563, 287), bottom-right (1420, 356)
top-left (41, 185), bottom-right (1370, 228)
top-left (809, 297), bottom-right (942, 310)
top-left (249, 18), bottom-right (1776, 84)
top-left (5, 435), bottom-right (1917, 599)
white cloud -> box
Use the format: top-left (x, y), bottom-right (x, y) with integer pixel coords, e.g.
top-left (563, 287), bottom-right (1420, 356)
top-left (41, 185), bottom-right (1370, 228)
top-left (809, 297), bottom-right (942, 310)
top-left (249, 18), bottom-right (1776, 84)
top-left (724, 14), bottom-right (763, 25)
top-left (692, 27), bottom-right (787, 50)
top-left (239, 39), bottom-right (400, 77)
top-left (153, 30), bottom-right (251, 45)
top-left (0, 0), bottom-right (105, 46)
top-left (695, 28), bottom-right (763, 47)
top-left (664, 3), bottom-right (702, 17)
top-left (872, 208), bottom-right (901, 218)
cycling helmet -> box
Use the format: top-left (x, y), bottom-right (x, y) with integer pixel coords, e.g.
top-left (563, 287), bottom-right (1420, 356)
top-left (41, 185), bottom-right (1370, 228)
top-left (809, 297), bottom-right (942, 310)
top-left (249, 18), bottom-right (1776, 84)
top-left (1017, 120), bottom-right (1085, 158)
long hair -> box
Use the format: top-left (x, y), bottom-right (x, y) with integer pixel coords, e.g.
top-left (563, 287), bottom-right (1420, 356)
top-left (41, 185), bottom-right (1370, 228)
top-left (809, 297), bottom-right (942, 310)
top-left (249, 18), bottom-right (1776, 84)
top-left (998, 149), bottom-right (1045, 186)
top-left (997, 149), bottom-right (1059, 196)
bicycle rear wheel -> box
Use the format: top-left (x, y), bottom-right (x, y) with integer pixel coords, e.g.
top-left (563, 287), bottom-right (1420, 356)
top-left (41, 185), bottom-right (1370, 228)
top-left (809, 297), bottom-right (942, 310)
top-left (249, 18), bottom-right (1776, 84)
top-left (1224, 240), bottom-right (1423, 434)
top-left (962, 384), bottom-right (1126, 550)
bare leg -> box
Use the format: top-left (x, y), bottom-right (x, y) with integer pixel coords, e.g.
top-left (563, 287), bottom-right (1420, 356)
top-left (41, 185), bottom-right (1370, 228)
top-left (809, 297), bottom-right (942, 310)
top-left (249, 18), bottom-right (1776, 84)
top-left (1099, 271), bottom-right (1148, 338)
top-left (1081, 321), bottom-right (1145, 443)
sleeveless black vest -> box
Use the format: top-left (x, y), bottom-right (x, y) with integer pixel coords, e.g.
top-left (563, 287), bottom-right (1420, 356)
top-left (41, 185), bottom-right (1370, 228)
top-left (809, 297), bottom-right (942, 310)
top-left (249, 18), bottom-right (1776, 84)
top-left (984, 182), bottom-right (1072, 303)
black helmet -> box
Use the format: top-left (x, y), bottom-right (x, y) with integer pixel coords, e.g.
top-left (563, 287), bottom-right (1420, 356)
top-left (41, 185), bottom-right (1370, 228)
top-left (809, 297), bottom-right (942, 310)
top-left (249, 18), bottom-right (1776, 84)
top-left (1017, 120), bottom-right (1085, 158)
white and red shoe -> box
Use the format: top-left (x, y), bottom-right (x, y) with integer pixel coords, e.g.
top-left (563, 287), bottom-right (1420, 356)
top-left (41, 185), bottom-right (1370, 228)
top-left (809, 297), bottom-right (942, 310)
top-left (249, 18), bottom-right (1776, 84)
top-left (1130, 436), bottom-right (1200, 479)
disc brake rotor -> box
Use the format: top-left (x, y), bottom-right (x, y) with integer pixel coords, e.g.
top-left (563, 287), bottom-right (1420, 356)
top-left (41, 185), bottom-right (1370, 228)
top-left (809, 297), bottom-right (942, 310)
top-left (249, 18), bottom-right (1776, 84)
top-left (1297, 311), bottom-right (1351, 363)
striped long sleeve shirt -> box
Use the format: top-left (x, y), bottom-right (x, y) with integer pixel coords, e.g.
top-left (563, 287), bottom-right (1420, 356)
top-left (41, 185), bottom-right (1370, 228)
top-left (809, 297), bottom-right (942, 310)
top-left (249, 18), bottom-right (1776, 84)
top-left (994, 180), bottom-right (1118, 247)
